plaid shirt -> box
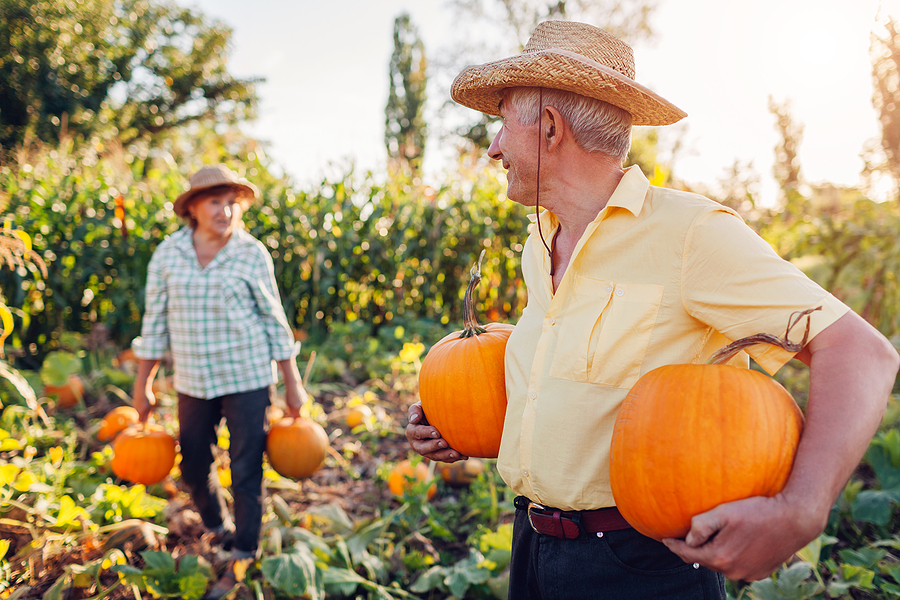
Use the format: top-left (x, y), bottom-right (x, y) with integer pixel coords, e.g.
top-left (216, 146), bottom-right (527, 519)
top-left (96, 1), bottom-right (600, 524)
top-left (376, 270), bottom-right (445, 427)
top-left (133, 227), bottom-right (298, 399)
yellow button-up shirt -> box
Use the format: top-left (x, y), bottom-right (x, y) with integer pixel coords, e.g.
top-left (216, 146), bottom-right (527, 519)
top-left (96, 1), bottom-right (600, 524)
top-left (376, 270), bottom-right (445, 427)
top-left (499, 166), bottom-right (849, 511)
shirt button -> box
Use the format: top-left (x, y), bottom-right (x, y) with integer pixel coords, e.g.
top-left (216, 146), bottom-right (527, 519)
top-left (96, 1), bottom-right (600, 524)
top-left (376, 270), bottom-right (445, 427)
top-left (693, 563), bottom-right (700, 569)
top-left (549, 317), bottom-right (556, 325)
top-left (616, 288), bottom-right (625, 297)
top-left (606, 284), bottom-right (613, 292)
top-left (530, 391), bottom-right (536, 399)
top-left (523, 469), bottom-right (529, 477)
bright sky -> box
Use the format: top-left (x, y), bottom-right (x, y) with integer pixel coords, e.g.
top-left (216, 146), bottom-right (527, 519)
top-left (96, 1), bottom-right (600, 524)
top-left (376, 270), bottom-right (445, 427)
top-left (187, 0), bottom-right (899, 205)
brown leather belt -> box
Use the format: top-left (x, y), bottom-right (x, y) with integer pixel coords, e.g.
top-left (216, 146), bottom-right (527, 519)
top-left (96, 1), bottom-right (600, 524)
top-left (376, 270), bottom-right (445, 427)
top-left (514, 496), bottom-right (632, 540)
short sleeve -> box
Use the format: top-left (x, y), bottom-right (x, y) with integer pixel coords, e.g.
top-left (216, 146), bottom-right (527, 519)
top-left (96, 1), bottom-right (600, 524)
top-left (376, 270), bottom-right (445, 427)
top-left (681, 209), bottom-right (849, 374)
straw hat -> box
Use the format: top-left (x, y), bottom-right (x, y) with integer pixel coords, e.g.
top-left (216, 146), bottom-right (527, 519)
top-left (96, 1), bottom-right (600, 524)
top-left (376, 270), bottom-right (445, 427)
top-left (173, 164), bottom-right (259, 217)
top-left (451, 21), bottom-right (686, 126)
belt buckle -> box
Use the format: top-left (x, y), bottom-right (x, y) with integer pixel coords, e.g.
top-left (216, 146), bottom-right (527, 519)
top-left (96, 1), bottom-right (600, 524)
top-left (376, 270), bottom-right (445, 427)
top-left (527, 502), bottom-right (547, 534)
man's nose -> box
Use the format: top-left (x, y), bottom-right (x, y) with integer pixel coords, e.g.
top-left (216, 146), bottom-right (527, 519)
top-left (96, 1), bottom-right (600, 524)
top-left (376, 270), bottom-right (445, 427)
top-left (487, 135), bottom-right (502, 161)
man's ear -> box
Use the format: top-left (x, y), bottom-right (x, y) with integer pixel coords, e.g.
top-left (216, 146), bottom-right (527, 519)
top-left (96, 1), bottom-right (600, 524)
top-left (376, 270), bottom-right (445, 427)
top-left (543, 105), bottom-right (564, 151)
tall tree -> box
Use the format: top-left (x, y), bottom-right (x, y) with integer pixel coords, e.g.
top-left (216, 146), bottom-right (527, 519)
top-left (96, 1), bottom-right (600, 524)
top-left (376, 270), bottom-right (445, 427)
top-left (869, 15), bottom-right (900, 203)
top-left (0, 0), bottom-right (258, 149)
top-left (385, 12), bottom-right (428, 176)
top-left (768, 96), bottom-right (804, 210)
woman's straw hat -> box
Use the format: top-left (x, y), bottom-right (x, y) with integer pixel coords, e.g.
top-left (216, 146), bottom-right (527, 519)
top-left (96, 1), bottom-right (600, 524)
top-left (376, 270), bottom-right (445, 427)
top-left (173, 164), bottom-right (259, 217)
top-left (451, 21), bottom-right (686, 126)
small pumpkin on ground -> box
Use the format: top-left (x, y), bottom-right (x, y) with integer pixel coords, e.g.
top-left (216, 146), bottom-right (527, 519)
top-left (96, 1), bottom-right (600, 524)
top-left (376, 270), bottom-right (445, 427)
top-left (418, 251), bottom-right (513, 459)
top-left (45, 375), bottom-right (84, 409)
top-left (345, 403), bottom-right (373, 429)
top-left (98, 406), bottom-right (140, 442)
top-left (388, 459), bottom-right (436, 499)
top-left (111, 423), bottom-right (178, 485)
top-left (439, 458), bottom-right (485, 487)
top-left (266, 417), bottom-right (329, 480)
top-left (609, 308), bottom-right (819, 541)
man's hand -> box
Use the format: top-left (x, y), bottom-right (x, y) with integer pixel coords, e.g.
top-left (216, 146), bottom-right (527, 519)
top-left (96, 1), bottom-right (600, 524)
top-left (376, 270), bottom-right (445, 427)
top-left (663, 494), bottom-right (822, 581)
top-left (406, 402), bottom-right (468, 463)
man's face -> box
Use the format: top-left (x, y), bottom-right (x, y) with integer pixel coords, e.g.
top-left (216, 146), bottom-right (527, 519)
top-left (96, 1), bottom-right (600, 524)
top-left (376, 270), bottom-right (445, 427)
top-left (488, 97), bottom-right (539, 206)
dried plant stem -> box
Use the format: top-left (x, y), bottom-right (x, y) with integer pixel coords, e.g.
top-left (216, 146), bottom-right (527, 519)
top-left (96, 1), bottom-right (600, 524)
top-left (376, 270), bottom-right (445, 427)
top-left (707, 307), bottom-right (823, 365)
top-left (459, 250), bottom-right (487, 338)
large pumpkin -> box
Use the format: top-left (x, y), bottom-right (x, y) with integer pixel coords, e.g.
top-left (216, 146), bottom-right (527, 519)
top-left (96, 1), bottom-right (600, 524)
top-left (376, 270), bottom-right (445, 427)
top-left (418, 252), bottom-right (513, 458)
top-left (266, 417), bottom-right (329, 479)
top-left (98, 406), bottom-right (140, 442)
top-left (110, 423), bottom-right (177, 485)
top-left (608, 311), bottom-right (819, 541)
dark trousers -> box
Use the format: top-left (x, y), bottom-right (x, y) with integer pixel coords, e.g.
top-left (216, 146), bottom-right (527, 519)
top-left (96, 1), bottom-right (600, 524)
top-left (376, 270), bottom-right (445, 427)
top-left (508, 505), bottom-right (726, 599)
top-left (177, 388), bottom-right (270, 554)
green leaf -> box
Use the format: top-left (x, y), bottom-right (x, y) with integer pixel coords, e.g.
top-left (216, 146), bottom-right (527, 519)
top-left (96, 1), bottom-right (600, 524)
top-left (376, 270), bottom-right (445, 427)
top-left (409, 566), bottom-right (446, 593)
top-left (141, 550), bottom-right (177, 573)
top-left (321, 565), bottom-right (365, 596)
top-left (837, 547), bottom-right (887, 569)
top-left (0, 539), bottom-right (9, 561)
top-left (851, 490), bottom-right (899, 525)
top-left (177, 572), bottom-right (211, 600)
top-left (838, 564), bottom-right (876, 589)
top-left (110, 564), bottom-right (146, 588)
top-left (794, 533), bottom-right (837, 566)
top-left (261, 548), bottom-right (323, 600)
top-left (40, 351), bottom-right (81, 386)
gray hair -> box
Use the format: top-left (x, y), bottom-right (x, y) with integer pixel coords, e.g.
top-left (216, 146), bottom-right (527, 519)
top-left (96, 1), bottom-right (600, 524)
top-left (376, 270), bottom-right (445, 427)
top-left (505, 87), bottom-right (633, 162)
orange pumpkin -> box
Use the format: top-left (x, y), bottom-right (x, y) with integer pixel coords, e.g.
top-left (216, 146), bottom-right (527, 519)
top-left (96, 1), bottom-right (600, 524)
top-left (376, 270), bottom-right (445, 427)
top-left (345, 404), bottom-right (373, 429)
top-left (418, 252), bottom-right (513, 458)
top-left (111, 423), bottom-right (177, 485)
top-left (388, 459), bottom-right (436, 499)
top-left (266, 417), bottom-right (329, 479)
top-left (45, 375), bottom-right (84, 408)
top-left (608, 311), bottom-right (819, 541)
top-left (439, 458), bottom-right (485, 488)
top-left (98, 406), bottom-right (140, 442)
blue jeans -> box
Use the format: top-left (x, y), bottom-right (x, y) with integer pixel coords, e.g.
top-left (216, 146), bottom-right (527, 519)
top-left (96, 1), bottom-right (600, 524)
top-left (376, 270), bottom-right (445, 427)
top-left (177, 388), bottom-right (270, 554)
top-left (508, 505), bottom-right (726, 599)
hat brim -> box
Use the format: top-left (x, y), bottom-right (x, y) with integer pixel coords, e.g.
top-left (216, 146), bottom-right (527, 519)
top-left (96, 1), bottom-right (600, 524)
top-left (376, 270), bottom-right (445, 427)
top-left (173, 180), bottom-right (259, 217)
top-left (451, 48), bottom-right (686, 126)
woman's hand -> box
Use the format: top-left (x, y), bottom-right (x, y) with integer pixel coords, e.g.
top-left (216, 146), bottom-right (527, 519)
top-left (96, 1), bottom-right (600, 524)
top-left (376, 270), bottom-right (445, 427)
top-left (406, 402), bottom-right (467, 463)
top-left (284, 381), bottom-right (308, 419)
top-left (133, 359), bottom-right (161, 422)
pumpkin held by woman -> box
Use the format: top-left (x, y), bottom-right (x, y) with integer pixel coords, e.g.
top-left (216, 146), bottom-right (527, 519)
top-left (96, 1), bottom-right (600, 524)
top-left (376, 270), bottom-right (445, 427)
top-left (609, 309), bottom-right (818, 541)
top-left (110, 423), bottom-right (178, 485)
top-left (266, 417), bottom-right (329, 480)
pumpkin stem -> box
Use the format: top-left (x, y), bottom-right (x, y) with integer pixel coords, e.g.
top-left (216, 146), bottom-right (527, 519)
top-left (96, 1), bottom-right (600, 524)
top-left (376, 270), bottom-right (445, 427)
top-left (460, 250), bottom-right (488, 338)
top-left (706, 306), bottom-right (822, 365)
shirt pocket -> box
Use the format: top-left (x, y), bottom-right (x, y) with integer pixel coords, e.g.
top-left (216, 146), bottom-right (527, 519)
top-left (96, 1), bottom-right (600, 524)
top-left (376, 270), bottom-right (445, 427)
top-left (548, 276), bottom-right (613, 382)
top-left (587, 282), bottom-right (664, 389)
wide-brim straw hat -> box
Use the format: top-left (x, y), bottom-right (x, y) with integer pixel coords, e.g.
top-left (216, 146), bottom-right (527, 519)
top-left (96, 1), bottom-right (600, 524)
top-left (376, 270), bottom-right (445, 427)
top-left (173, 164), bottom-right (260, 217)
top-left (451, 20), bottom-right (686, 126)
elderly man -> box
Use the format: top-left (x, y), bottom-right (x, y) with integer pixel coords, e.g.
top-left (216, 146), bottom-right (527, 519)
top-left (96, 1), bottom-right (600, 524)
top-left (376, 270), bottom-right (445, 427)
top-left (406, 20), bottom-right (898, 599)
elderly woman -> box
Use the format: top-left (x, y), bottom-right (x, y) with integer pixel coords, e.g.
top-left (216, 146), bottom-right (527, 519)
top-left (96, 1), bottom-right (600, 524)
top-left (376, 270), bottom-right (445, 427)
top-left (131, 164), bottom-right (306, 599)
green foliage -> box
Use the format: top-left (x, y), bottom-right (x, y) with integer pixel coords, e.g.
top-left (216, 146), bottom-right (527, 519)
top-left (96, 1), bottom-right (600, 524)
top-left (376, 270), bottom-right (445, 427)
top-left (0, 0), bottom-right (258, 148)
top-left (134, 551), bottom-right (213, 599)
top-left (385, 12), bottom-right (428, 175)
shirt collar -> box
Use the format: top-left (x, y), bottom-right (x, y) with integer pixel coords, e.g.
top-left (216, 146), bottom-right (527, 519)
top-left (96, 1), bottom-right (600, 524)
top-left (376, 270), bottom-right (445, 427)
top-left (526, 164), bottom-right (650, 228)
top-left (603, 164), bottom-right (649, 218)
